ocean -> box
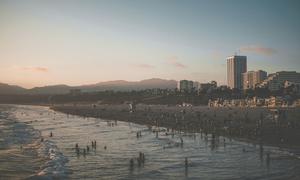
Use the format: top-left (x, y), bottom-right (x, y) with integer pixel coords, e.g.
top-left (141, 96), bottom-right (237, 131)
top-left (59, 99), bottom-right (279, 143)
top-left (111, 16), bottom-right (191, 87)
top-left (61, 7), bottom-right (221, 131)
top-left (0, 105), bottom-right (299, 179)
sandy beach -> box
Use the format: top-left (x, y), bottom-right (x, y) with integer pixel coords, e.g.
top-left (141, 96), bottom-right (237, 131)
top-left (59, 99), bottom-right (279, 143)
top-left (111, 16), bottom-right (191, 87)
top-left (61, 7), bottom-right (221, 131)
top-left (51, 104), bottom-right (300, 148)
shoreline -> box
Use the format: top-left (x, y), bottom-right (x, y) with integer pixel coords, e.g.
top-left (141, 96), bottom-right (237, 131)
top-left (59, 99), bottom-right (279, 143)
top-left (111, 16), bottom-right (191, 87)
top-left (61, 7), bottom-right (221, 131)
top-left (0, 105), bottom-right (46, 179)
top-left (51, 104), bottom-right (300, 149)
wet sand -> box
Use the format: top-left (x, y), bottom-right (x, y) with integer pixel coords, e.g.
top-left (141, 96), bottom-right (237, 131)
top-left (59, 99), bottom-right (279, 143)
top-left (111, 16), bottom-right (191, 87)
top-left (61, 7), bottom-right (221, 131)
top-left (51, 104), bottom-right (300, 149)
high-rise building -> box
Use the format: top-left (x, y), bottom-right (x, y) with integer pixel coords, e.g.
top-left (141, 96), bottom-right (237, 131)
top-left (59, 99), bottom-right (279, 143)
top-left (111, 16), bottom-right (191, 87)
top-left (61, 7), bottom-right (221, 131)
top-left (227, 55), bottom-right (247, 89)
top-left (242, 70), bottom-right (267, 89)
top-left (179, 80), bottom-right (194, 92)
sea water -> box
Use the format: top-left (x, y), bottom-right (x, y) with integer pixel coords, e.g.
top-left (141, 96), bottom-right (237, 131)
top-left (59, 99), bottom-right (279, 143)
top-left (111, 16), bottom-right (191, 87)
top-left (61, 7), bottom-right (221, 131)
top-left (0, 105), bottom-right (300, 179)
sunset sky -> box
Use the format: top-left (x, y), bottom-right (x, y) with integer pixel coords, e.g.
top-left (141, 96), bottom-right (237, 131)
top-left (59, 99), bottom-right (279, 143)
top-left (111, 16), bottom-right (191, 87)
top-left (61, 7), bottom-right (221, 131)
top-left (0, 0), bottom-right (300, 88)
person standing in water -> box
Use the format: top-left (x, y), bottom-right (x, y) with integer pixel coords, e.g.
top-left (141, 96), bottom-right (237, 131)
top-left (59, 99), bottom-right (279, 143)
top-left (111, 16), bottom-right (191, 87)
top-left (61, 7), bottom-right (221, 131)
top-left (83, 149), bottom-right (86, 157)
top-left (185, 157), bottom-right (188, 167)
top-left (130, 158), bottom-right (134, 169)
top-left (180, 137), bottom-right (184, 147)
top-left (266, 152), bottom-right (271, 167)
top-left (185, 157), bottom-right (189, 177)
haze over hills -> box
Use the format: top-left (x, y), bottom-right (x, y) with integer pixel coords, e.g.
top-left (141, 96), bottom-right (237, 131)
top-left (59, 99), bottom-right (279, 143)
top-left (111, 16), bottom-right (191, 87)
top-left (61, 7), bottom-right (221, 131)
top-left (0, 78), bottom-right (177, 95)
top-left (0, 83), bottom-right (27, 95)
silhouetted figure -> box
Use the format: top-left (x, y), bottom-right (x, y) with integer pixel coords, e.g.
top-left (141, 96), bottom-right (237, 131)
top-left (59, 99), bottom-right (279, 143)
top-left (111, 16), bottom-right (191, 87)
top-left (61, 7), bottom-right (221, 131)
top-left (259, 143), bottom-right (264, 161)
top-left (142, 153), bottom-right (145, 163)
top-left (87, 145), bottom-right (90, 152)
top-left (185, 157), bottom-right (189, 177)
top-left (83, 149), bottom-right (86, 157)
top-left (266, 152), bottom-right (270, 167)
top-left (180, 137), bottom-right (183, 147)
top-left (138, 152), bottom-right (145, 165)
top-left (185, 157), bottom-right (188, 167)
top-left (104, 145), bottom-right (107, 150)
top-left (139, 152), bottom-right (143, 161)
top-left (92, 140), bottom-right (97, 149)
top-left (50, 131), bottom-right (53, 137)
top-left (137, 158), bottom-right (141, 167)
top-left (130, 158), bottom-right (134, 169)
top-left (41, 137), bottom-right (44, 142)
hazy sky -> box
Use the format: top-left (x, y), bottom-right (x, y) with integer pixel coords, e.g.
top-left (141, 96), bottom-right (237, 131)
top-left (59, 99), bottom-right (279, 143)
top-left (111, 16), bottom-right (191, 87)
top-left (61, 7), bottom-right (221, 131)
top-left (0, 0), bottom-right (299, 88)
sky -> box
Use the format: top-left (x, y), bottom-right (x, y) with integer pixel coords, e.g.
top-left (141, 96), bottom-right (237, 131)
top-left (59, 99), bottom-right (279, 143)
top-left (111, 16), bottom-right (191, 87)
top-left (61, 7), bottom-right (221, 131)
top-left (0, 0), bottom-right (300, 88)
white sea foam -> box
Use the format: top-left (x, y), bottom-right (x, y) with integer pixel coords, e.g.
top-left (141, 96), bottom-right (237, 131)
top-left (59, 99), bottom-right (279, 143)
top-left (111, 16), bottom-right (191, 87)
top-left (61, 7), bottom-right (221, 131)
top-left (28, 140), bottom-right (69, 179)
top-left (5, 105), bottom-right (300, 180)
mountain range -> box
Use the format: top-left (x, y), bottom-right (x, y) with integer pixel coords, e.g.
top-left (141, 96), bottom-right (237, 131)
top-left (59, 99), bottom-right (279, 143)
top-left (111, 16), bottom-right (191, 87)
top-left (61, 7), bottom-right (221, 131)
top-left (0, 78), bottom-right (177, 95)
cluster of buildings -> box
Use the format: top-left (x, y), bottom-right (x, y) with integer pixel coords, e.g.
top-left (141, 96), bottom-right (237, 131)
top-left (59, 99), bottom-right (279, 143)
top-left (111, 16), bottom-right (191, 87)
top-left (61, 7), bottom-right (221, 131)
top-left (178, 55), bottom-right (300, 94)
top-left (226, 55), bottom-right (300, 92)
top-left (175, 54), bottom-right (299, 93)
top-left (177, 80), bottom-right (217, 93)
top-left (177, 54), bottom-right (300, 107)
top-left (258, 71), bottom-right (300, 91)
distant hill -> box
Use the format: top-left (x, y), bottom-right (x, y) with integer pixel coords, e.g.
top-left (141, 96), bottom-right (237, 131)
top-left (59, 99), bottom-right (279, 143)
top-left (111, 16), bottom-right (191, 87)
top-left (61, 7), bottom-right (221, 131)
top-left (0, 78), bottom-right (177, 95)
top-left (81, 78), bottom-right (177, 92)
top-left (0, 83), bottom-right (27, 94)
top-left (28, 85), bottom-right (73, 94)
